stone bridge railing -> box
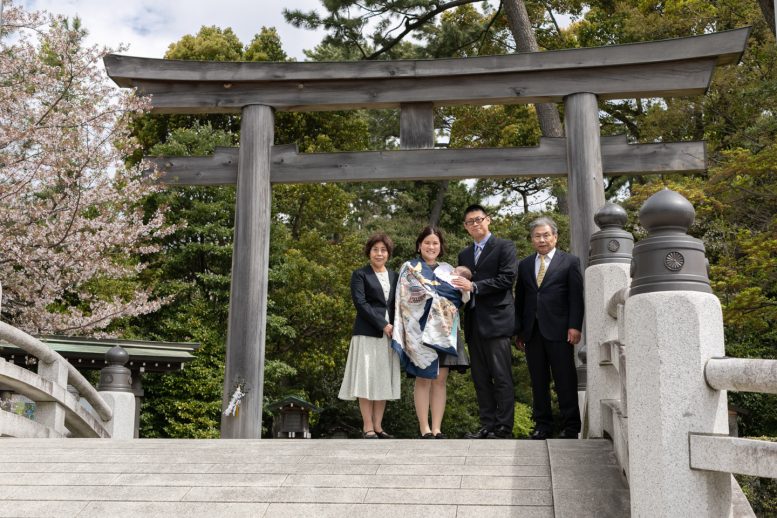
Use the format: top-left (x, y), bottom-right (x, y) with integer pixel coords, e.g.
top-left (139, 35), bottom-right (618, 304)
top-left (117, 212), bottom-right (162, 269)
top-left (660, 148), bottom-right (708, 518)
top-left (583, 190), bottom-right (777, 517)
top-left (0, 320), bottom-right (135, 438)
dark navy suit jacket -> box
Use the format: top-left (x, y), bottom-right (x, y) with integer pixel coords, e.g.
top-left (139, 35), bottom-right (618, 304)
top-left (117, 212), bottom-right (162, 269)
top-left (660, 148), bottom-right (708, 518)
top-left (350, 265), bottom-right (399, 338)
top-left (458, 237), bottom-right (518, 340)
top-left (514, 250), bottom-right (584, 342)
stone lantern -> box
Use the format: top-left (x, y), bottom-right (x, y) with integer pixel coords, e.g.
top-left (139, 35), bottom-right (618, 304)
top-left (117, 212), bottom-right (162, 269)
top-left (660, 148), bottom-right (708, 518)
top-left (268, 396), bottom-right (319, 439)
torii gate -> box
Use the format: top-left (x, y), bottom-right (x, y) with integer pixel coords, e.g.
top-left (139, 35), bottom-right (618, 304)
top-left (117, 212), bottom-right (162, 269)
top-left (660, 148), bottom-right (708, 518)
top-left (104, 27), bottom-right (748, 439)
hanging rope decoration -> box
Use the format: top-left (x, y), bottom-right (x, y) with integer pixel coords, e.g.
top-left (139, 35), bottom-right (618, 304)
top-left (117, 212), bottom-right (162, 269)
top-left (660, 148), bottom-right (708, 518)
top-left (224, 382), bottom-right (246, 417)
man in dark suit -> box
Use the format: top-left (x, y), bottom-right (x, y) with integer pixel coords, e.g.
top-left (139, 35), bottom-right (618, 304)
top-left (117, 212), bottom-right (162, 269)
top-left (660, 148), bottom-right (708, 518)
top-left (514, 216), bottom-right (584, 440)
top-left (452, 204), bottom-right (518, 439)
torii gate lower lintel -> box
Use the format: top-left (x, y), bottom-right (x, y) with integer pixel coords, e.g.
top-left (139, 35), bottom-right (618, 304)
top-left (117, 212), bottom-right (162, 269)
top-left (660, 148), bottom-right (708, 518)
top-left (148, 136), bottom-right (706, 186)
top-left (104, 28), bottom-right (749, 439)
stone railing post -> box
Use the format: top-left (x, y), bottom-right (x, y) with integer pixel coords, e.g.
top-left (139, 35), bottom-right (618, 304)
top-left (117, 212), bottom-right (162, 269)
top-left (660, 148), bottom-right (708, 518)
top-left (36, 358), bottom-right (69, 435)
top-left (625, 189), bottom-right (730, 517)
top-left (98, 345), bottom-right (135, 439)
top-left (585, 203), bottom-right (633, 440)
top-left (131, 373), bottom-right (144, 439)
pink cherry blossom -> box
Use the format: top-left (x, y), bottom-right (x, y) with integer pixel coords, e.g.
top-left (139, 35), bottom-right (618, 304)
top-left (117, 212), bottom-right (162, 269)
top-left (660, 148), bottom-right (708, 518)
top-left (0, 2), bottom-right (174, 335)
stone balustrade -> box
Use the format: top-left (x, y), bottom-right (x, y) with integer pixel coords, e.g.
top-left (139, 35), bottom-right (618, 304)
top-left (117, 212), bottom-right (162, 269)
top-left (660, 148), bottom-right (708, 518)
top-left (0, 320), bottom-right (135, 438)
top-left (585, 190), bottom-right (776, 517)
top-left (705, 357), bottom-right (777, 394)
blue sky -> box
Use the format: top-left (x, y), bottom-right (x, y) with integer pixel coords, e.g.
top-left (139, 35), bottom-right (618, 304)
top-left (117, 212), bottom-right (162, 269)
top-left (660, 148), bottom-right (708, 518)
top-left (23, 0), bottom-right (328, 60)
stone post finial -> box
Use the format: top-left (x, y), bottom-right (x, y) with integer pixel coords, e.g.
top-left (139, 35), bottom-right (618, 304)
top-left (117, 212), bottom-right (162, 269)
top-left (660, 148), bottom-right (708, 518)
top-left (588, 203), bottom-right (633, 266)
top-left (630, 189), bottom-right (711, 295)
top-left (98, 345), bottom-right (133, 392)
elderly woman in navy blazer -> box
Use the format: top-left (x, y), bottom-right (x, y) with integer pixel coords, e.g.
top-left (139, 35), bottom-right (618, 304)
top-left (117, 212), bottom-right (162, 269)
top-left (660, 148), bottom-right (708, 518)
top-left (339, 232), bottom-right (401, 438)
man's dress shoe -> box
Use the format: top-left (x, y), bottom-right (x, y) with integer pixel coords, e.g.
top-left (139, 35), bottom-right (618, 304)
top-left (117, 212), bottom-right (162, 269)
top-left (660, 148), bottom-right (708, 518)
top-left (464, 427), bottom-right (492, 439)
top-left (490, 426), bottom-right (513, 439)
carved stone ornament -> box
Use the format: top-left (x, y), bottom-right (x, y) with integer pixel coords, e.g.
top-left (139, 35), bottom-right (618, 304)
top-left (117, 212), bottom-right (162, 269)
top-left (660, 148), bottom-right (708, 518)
top-left (630, 189), bottom-right (711, 295)
top-left (588, 203), bottom-right (633, 266)
top-left (664, 251), bottom-right (685, 271)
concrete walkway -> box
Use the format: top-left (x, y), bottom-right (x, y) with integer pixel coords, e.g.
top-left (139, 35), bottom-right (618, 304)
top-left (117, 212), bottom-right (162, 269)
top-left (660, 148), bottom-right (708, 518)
top-left (0, 438), bottom-right (629, 517)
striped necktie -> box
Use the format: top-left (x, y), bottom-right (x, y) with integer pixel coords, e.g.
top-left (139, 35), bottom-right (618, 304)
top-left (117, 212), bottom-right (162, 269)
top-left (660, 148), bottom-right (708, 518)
top-left (474, 244), bottom-right (482, 264)
top-left (537, 254), bottom-right (547, 286)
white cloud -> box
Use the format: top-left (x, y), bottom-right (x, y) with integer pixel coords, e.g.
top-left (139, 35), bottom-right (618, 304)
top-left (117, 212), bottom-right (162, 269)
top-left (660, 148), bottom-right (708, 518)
top-left (21, 0), bottom-right (328, 60)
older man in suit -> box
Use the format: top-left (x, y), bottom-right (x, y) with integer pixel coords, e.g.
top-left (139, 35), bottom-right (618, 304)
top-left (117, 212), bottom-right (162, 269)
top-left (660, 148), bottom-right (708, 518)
top-left (452, 204), bottom-right (518, 439)
top-left (515, 216), bottom-right (584, 440)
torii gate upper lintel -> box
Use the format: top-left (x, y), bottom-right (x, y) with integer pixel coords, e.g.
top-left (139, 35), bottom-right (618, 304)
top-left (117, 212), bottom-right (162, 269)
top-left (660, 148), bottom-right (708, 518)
top-left (103, 27), bottom-right (749, 439)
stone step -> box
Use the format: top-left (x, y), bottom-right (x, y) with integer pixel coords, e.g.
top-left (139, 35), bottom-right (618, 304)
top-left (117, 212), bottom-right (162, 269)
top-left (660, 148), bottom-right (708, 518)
top-left (0, 438), bottom-right (629, 518)
top-left (547, 439), bottom-right (631, 517)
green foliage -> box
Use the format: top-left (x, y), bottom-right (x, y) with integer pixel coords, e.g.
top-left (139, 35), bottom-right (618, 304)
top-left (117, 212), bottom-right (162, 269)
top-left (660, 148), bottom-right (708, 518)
top-left (128, 124), bottom-right (236, 438)
top-left (136, 296), bottom-right (226, 438)
top-left (165, 26), bottom-right (244, 61)
top-left (245, 27), bottom-right (289, 61)
top-left (513, 401), bottom-right (534, 438)
top-left (439, 373), bottom-right (482, 436)
top-left (421, 2), bottom-right (510, 58)
top-left (705, 145), bottom-right (777, 334)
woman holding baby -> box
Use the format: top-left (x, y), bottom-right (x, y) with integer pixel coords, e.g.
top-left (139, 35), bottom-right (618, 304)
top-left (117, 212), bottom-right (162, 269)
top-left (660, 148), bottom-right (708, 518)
top-left (391, 226), bottom-right (469, 438)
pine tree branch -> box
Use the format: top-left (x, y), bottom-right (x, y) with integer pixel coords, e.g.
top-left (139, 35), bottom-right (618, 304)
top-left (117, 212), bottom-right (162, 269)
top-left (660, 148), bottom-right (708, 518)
top-left (366, 0), bottom-right (482, 59)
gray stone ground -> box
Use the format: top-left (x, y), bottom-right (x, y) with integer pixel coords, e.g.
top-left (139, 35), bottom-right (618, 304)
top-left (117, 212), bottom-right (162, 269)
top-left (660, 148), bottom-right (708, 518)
top-left (0, 438), bottom-right (629, 517)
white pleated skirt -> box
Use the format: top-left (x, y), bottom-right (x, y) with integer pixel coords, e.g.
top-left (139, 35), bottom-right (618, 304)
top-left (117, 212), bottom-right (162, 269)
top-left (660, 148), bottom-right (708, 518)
top-left (338, 334), bottom-right (401, 401)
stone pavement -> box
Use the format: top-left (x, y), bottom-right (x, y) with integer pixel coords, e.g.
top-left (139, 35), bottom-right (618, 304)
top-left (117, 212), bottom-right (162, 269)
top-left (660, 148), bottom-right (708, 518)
top-left (0, 438), bottom-right (630, 517)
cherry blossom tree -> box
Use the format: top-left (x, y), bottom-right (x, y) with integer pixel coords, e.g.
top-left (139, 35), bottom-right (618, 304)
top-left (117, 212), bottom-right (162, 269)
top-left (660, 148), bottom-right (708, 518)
top-left (0, 2), bottom-right (172, 334)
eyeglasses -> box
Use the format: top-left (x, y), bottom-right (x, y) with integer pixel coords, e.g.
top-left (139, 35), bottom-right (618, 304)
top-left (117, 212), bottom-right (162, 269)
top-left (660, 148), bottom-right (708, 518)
top-left (464, 216), bottom-right (488, 227)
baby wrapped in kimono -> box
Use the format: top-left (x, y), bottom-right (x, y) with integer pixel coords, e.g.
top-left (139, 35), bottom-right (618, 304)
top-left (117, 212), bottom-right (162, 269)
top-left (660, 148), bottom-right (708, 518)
top-left (433, 264), bottom-right (471, 306)
top-left (391, 260), bottom-right (470, 378)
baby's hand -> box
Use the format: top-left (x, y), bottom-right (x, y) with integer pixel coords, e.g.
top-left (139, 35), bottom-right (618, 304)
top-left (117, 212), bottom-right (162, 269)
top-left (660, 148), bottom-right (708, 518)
top-left (451, 276), bottom-right (473, 291)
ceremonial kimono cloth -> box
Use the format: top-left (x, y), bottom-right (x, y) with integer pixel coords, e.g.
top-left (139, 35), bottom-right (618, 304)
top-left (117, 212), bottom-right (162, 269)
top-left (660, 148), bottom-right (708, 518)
top-left (391, 259), bottom-right (466, 379)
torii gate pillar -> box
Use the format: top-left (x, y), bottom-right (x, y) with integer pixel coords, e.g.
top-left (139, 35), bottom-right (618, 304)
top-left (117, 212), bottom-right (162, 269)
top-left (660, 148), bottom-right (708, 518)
top-left (221, 104), bottom-right (274, 438)
top-left (564, 92), bottom-right (605, 392)
top-left (564, 92), bottom-right (605, 267)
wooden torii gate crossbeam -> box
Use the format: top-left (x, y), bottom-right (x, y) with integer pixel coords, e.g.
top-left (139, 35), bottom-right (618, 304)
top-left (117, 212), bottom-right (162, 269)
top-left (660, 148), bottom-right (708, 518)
top-left (147, 136), bottom-right (705, 185)
top-left (104, 28), bottom-right (749, 439)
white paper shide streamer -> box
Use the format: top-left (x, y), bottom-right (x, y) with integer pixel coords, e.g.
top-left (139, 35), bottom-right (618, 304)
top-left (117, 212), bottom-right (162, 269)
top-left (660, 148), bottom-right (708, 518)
top-left (224, 385), bottom-right (245, 417)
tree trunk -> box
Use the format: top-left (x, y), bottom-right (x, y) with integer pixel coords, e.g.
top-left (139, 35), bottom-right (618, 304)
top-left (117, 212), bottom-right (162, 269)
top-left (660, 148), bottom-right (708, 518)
top-left (429, 180), bottom-right (449, 227)
top-left (503, 0), bottom-right (568, 213)
top-left (758, 0), bottom-right (776, 36)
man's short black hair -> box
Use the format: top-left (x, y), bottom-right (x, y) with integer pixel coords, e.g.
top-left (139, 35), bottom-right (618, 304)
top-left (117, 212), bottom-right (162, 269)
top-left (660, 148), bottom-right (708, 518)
top-left (463, 204), bottom-right (488, 218)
